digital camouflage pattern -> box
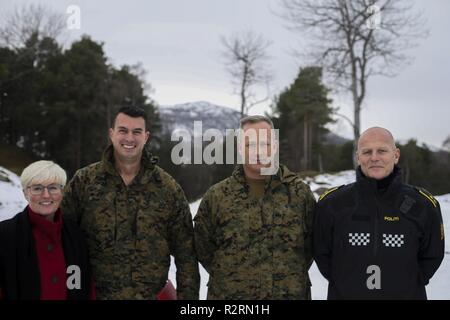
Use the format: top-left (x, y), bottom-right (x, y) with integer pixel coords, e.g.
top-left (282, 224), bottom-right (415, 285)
top-left (62, 145), bottom-right (199, 299)
top-left (194, 164), bottom-right (316, 300)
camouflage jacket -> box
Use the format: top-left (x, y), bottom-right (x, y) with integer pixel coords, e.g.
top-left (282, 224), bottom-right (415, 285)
top-left (61, 145), bottom-right (199, 299)
top-left (194, 165), bottom-right (316, 299)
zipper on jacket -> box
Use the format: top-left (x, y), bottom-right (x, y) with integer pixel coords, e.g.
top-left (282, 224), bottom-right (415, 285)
top-left (373, 199), bottom-right (380, 257)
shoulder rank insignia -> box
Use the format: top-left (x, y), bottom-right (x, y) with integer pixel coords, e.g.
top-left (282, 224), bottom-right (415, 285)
top-left (318, 185), bottom-right (344, 201)
top-left (416, 187), bottom-right (438, 208)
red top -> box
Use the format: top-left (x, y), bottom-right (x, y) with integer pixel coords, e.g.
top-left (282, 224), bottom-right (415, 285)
top-left (28, 208), bottom-right (67, 300)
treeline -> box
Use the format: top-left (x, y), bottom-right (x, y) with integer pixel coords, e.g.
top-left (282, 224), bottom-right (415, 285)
top-left (269, 66), bottom-right (450, 195)
top-left (1, 32), bottom-right (449, 199)
top-left (0, 33), bottom-right (159, 177)
top-left (157, 133), bottom-right (235, 201)
top-left (399, 140), bottom-right (450, 195)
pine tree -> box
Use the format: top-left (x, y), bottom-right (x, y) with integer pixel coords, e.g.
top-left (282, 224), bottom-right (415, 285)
top-left (272, 66), bottom-right (334, 172)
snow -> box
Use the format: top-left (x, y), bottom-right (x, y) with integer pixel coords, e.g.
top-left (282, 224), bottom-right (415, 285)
top-left (304, 170), bottom-right (355, 201)
top-left (0, 167), bottom-right (27, 221)
top-left (0, 166), bottom-right (448, 299)
top-left (428, 194), bottom-right (450, 300)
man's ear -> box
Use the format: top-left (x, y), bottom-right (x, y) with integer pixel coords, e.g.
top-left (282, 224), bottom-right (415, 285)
top-left (108, 128), bottom-right (113, 141)
top-left (395, 148), bottom-right (400, 164)
top-left (356, 151), bottom-right (361, 165)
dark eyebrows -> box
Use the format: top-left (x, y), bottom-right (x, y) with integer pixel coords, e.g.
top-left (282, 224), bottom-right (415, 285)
top-left (117, 126), bottom-right (144, 132)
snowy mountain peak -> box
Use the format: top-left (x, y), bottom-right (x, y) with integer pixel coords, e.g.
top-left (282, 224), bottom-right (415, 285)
top-left (159, 101), bottom-right (241, 136)
top-left (161, 101), bottom-right (240, 119)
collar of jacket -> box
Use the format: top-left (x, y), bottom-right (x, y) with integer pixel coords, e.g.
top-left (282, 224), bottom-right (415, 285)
top-left (230, 164), bottom-right (297, 194)
top-left (27, 207), bottom-right (63, 244)
top-left (99, 144), bottom-right (160, 185)
top-left (356, 165), bottom-right (403, 197)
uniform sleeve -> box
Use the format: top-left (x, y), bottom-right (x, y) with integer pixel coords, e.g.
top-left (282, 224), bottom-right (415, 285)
top-left (313, 199), bottom-right (334, 281)
top-left (418, 199), bottom-right (445, 285)
top-left (193, 192), bottom-right (217, 274)
top-left (61, 171), bottom-right (83, 225)
top-left (167, 183), bottom-right (200, 300)
top-left (303, 186), bottom-right (316, 269)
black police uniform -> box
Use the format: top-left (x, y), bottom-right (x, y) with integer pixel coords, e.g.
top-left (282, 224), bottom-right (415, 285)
top-left (313, 166), bottom-right (445, 299)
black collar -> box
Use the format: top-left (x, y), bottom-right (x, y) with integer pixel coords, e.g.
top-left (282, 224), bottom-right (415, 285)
top-left (356, 165), bottom-right (403, 198)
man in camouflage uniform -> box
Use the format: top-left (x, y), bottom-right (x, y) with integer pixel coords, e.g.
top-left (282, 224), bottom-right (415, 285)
top-left (62, 106), bottom-right (199, 299)
top-left (194, 115), bottom-right (316, 299)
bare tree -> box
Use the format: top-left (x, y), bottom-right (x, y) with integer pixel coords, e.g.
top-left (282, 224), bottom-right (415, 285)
top-left (0, 3), bottom-right (66, 49)
top-left (279, 0), bottom-right (427, 165)
top-left (220, 31), bottom-right (273, 116)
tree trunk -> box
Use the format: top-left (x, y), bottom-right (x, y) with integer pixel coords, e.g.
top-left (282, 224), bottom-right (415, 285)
top-left (308, 119), bottom-right (313, 170)
top-left (240, 64), bottom-right (249, 117)
top-left (317, 128), bottom-right (323, 172)
top-left (318, 153), bottom-right (323, 173)
top-left (351, 65), bottom-right (361, 168)
top-left (303, 115), bottom-right (308, 171)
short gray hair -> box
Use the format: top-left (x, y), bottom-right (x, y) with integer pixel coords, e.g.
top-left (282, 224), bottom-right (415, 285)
top-left (240, 115), bottom-right (274, 129)
top-left (20, 160), bottom-right (67, 189)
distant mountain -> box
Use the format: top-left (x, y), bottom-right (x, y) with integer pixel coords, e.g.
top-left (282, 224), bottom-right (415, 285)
top-left (323, 131), bottom-right (351, 145)
top-left (158, 101), bottom-right (241, 137)
top-left (397, 139), bottom-right (444, 152)
top-left (158, 101), bottom-right (353, 147)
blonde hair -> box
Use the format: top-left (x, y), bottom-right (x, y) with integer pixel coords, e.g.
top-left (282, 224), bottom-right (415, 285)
top-left (20, 160), bottom-right (67, 189)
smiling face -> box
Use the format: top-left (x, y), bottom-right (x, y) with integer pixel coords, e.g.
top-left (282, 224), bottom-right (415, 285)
top-left (357, 127), bottom-right (400, 180)
top-left (109, 112), bottom-right (150, 163)
top-left (25, 179), bottom-right (63, 219)
top-left (239, 120), bottom-right (278, 179)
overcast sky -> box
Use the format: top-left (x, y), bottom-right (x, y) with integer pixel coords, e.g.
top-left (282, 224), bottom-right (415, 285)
top-left (2, 0), bottom-right (449, 148)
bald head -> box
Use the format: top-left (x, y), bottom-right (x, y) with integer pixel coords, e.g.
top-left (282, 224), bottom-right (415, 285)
top-left (358, 127), bottom-right (396, 151)
top-left (356, 127), bottom-right (400, 180)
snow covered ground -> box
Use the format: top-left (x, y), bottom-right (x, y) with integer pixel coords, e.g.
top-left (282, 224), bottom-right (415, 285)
top-left (1, 166), bottom-right (448, 299)
top-left (0, 167), bottom-right (27, 220)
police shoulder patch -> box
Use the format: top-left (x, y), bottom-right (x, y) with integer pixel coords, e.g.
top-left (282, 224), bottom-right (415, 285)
top-left (415, 187), bottom-right (438, 208)
top-left (318, 185), bottom-right (345, 201)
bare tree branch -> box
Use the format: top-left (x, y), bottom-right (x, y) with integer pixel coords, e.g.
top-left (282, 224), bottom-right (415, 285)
top-left (220, 30), bottom-right (273, 116)
top-left (333, 111), bottom-right (355, 131)
top-left (278, 0), bottom-right (427, 166)
top-left (0, 3), bottom-right (66, 50)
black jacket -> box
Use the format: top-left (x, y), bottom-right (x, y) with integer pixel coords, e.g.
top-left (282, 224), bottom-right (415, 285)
top-left (0, 207), bottom-right (92, 300)
top-left (313, 166), bottom-right (445, 299)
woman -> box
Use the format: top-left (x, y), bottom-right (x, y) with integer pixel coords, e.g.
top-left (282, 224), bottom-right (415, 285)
top-left (0, 160), bottom-right (93, 299)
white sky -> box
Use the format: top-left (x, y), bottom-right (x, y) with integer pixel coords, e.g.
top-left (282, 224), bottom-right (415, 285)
top-left (2, 0), bottom-right (449, 147)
